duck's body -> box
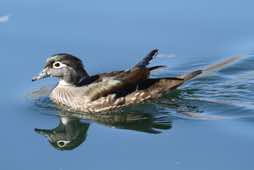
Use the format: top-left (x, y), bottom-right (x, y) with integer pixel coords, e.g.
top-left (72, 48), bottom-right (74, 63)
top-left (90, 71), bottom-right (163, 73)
top-left (49, 72), bottom-right (198, 113)
top-left (33, 49), bottom-right (202, 113)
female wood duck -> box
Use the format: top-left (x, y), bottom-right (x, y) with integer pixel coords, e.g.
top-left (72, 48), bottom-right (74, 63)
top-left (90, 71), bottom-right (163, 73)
top-left (32, 49), bottom-right (239, 113)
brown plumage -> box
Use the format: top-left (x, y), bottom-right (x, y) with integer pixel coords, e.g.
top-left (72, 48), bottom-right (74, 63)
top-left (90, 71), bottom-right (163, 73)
top-left (72, 70), bottom-right (200, 113)
top-left (32, 49), bottom-right (241, 113)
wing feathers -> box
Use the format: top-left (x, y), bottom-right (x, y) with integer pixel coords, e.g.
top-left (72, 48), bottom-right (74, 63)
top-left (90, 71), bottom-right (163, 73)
top-left (134, 49), bottom-right (159, 68)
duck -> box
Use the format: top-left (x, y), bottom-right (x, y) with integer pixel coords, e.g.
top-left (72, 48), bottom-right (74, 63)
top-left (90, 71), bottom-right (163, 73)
top-left (32, 49), bottom-right (237, 113)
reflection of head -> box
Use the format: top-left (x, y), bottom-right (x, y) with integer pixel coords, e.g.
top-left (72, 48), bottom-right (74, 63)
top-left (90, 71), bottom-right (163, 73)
top-left (35, 116), bottom-right (89, 151)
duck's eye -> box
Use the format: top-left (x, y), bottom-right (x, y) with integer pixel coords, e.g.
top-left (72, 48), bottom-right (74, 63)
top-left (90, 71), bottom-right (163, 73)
top-left (53, 62), bottom-right (65, 69)
top-left (57, 140), bottom-right (70, 148)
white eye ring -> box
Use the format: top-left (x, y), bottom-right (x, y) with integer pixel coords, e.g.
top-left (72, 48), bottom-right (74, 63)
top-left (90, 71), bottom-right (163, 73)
top-left (53, 62), bottom-right (66, 69)
top-left (57, 140), bottom-right (71, 147)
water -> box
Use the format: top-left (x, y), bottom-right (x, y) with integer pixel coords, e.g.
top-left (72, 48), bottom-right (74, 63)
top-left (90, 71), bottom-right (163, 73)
top-left (1, 0), bottom-right (254, 169)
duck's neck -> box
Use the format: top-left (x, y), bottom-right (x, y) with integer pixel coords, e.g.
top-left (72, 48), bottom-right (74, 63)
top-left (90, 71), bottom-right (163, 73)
top-left (61, 68), bottom-right (90, 86)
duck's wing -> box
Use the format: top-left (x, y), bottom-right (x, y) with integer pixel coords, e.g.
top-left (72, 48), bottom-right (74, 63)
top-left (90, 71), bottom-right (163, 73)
top-left (133, 48), bottom-right (159, 68)
top-left (83, 70), bottom-right (202, 113)
top-left (83, 68), bottom-right (150, 101)
top-left (83, 49), bottom-right (163, 101)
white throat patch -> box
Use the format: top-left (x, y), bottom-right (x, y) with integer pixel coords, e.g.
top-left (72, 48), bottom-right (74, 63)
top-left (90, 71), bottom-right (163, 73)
top-left (59, 80), bottom-right (72, 86)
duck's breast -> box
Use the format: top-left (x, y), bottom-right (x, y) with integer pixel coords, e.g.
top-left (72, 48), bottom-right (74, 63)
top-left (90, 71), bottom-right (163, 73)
top-left (49, 85), bottom-right (91, 110)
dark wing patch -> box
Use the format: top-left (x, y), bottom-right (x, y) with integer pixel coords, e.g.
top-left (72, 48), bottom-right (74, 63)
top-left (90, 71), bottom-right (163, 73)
top-left (80, 68), bottom-right (151, 101)
top-left (134, 49), bottom-right (159, 68)
top-left (84, 77), bottom-right (185, 112)
top-left (148, 65), bottom-right (166, 71)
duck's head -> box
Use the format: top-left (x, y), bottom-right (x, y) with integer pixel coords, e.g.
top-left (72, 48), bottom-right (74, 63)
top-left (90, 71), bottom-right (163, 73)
top-left (32, 53), bottom-right (89, 85)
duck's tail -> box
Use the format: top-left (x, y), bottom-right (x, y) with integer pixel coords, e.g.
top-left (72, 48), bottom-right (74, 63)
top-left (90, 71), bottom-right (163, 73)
top-left (147, 55), bottom-right (242, 94)
top-left (178, 70), bottom-right (202, 81)
top-left (201, 55), bottom-right (241, 75)
top-left (178, 55), bottom-right (242, 81)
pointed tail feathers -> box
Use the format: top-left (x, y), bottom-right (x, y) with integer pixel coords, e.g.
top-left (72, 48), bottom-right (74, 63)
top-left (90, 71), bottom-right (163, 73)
top-left (178, 55), bottom-right (241, 82)
top-left (178, 70), bottom-right (202, 81)
top-left (202, 55), bottom-right (241, 74)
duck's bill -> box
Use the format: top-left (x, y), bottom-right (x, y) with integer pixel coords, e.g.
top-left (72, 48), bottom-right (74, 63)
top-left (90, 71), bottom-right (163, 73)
top-left (34, 128), bottom-right (51, 137)
top-left (32, 69), bottom-right (49, 81)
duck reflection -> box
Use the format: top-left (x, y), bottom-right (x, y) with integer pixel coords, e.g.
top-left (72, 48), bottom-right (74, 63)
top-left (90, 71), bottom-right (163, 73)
top-left (35, 110), bottom-right (172, 151)
top-left (35, 116), bottom-right (89, 150)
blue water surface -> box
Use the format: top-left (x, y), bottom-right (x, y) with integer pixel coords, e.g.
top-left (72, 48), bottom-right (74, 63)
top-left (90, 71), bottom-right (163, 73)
top-left (1, 0), bottom-right (254, 169)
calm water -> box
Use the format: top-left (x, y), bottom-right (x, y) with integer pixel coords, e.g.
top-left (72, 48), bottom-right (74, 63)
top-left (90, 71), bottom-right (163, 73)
top-left (1, 0), bottom-right (254, 169)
